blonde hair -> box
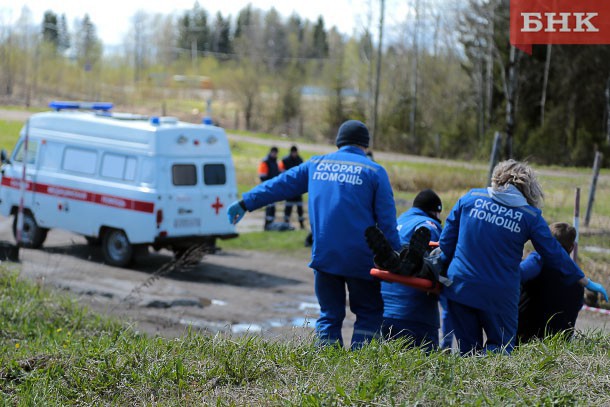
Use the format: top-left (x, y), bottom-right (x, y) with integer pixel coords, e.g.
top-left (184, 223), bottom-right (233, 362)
top-left (491, 159), bottom-right (544, 208)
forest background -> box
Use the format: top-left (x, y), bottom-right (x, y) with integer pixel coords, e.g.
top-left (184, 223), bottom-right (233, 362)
top-left (1, 0), bottom-right (610, 166)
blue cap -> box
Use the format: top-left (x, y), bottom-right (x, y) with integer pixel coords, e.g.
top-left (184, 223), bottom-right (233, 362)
top-left (150, 116), bottom-right (160, 125)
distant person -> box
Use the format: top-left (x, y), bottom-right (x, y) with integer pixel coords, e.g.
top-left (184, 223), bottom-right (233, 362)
top-left (381, 189), bottom-right (449, 351)
top-left (280, 145), bottom-right (306, 229)
top-left (439, 160), bottom-right (608, 355)
top-left (258, 146), bottom-right (281, 230)
top-left (518, 222), bottom-right (586, 343)
top-left (228, 120), bottom-right (401, 349)
top-left (366, 150), bottom-right (375, 161)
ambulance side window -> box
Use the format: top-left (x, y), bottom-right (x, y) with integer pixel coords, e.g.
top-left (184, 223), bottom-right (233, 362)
top-left (62, 148), bottom-right (97, 175)
top-left (101, 153), bottom-right (137, 181)
top-left (203, 164), bottom-right (226, 185)
top-left (39, 142), bottom-right (62, 170)
top-left (13, 140), bottom-right (39, 165)
top-left (172, 164), bottom-right (197, 186)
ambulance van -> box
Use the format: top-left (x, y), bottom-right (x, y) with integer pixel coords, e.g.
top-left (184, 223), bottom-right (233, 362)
top-left (0, 101), bottom-right (238, 266)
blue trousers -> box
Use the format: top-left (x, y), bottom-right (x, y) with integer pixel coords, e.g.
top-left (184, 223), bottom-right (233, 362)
top-left (446, 299), bottom-right (517, 355)
top-left (314, 270), bottom-right (383, 349)
top-left (439, 296), bottom-right (455, 349)
top-left (382, 318), bottom-right (439, 352)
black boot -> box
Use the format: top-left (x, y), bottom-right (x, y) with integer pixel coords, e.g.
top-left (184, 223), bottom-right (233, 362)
top-left (365, 226), bottom-right (400, 272)
top-left (395, 227), bottom-right (431, 276)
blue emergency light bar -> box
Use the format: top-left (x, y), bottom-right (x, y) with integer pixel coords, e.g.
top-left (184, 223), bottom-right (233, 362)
top-left (49, 101), bottom-right (114, 112)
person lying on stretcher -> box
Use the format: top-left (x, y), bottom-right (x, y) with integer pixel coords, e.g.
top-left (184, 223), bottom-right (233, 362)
top-left (365, 225), bottom-right (451, 288)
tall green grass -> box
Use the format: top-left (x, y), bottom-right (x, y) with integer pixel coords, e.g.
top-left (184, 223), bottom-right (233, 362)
top-left (1, 267), bottom-right (610, 404)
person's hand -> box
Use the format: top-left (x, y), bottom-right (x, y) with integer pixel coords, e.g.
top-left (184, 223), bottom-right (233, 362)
top-left (585, 279), bottom-right (609, 302)
top-left (227, 200), bottom-right (246, 225)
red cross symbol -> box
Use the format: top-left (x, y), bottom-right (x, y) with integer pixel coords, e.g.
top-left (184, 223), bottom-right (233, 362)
top-left (211, 196), bottom-right (224, 215)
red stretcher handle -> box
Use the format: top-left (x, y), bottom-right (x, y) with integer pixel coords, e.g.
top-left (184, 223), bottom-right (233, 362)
top-left (370, 268), bottom-right (442, 294)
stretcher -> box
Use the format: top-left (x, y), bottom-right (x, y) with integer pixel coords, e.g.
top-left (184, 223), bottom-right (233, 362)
top-left (370, 268), bottom-right (442, 294)
top-left (370, 241), bottom-right (442, 294)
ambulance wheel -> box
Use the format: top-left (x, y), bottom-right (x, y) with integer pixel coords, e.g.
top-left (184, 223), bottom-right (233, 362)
top-left (12, 212), bottom-right (48, 249)
top-left (102, 229), bottom-right (133, 267)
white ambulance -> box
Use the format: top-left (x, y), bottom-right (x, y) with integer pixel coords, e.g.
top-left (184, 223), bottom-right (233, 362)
top-left (0, 101), bottom-right (238, 266)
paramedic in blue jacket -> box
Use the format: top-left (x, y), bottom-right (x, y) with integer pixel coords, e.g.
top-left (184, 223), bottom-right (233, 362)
top-left (440, 160), bottom-right (608, 355)
top-left (382, 189), bottom-right (446, 350)
top-left (227, 120), bottom-right (401, 349)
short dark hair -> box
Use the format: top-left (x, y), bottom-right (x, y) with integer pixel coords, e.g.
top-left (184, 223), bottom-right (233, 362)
top-left (549, 222), bottom-right (576, 253)
top-left (290, 145), bottom-right (298, 153)
top-left (270, 146), bottom-right (279, 153)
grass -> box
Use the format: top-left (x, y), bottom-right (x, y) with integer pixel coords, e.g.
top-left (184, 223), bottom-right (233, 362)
top-left (220, 229), bottom-right (311, 255)
top-left (0, 120), bottom-right (22, 152)
top-left (1, 266), bottom-right (610, 404)
top-left (0, 105), bottom-right (47, 113)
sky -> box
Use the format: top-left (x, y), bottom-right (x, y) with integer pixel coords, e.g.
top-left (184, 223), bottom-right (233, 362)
top-left (1, 0), bottom-right (412, 46)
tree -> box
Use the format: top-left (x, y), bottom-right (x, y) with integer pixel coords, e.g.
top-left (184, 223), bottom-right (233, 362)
top-left (210, 12), bottom-right (231, 56)
top-left (152, 14), bottom-right (178, 66)
top-left (129, 10), bottom-right (152, 83)
top-left (311, 16), bottom-right (329, 59)
top-left (263, 8), bottom-right (288, 73)
top-left (177, 2), bottom-right (210, 65)
top-left (42, 10), bottom-right (58, 48)
top-left (234, 5), bottom-right (252, 40)
top-left (73, 14), bottom-right (102, 67)
top-left (57, 14), bottom-right (70, 53)
top-left (324, 28), bottom-right (348, 140)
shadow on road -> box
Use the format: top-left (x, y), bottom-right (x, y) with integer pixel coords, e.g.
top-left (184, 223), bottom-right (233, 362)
top-left (39, 244), bottom-right (302, 288)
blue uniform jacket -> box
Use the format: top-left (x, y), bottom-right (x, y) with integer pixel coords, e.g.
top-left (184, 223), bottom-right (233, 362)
top-left (440, 187), bottom-right (585, 317)
top-left (382, 207), bottom-right (442, 327)
top-left (242, 146), bottom-right (401, 280)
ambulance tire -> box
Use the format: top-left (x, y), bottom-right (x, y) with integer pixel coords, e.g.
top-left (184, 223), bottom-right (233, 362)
top-left (102, 229), bottom-right (134, 267)
top-left (12, 212), bottom-right (48, 249)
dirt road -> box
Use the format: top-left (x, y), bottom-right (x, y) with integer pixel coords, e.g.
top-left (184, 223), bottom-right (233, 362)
top-left (0, 214), bottom-right (327, 339)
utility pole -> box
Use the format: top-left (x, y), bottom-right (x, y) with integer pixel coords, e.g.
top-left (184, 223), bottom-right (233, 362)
top-left (540, 44), bottom-right (552, 127)
top-left (584, 151), bottom-right (603, 227)
top-left (371, 0), bottom-right (385, 149)
top-left (504, 46), bottom-right (519, 159)
top-left (605, 75), bottom-right (610, 144)
top-left (188, 19), bottom-right (204, 73)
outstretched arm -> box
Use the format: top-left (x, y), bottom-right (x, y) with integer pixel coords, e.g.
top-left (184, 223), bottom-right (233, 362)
top-left (227, 164), bottom-right (309, 225)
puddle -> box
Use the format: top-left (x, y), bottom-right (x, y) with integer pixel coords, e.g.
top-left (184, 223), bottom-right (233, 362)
top-left (266, 317), bottom-right (313, 328)
top-left (290, 317), bottom-right (313, 328)
top-left (145, 298), bottom-right (209, 308)
top-left (231, 323), bottom-right (263, 333)
top-left (298, 301), bottom-right (320, 311)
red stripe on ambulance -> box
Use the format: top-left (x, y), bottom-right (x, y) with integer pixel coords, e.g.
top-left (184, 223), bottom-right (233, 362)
top-left (1, 177), bottom-right (154, 213)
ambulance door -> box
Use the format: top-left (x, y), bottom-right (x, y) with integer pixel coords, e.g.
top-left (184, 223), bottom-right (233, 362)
top-left (165, 162), bottom-right (204, 237)
top-left (7, 138), bottom-right (40, 213)
top-left (199, 160), bottom-right (235, 235)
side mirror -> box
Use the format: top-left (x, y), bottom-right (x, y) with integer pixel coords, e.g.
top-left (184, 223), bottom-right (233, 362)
top-left (0, 149), bottom-right (9, 164)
